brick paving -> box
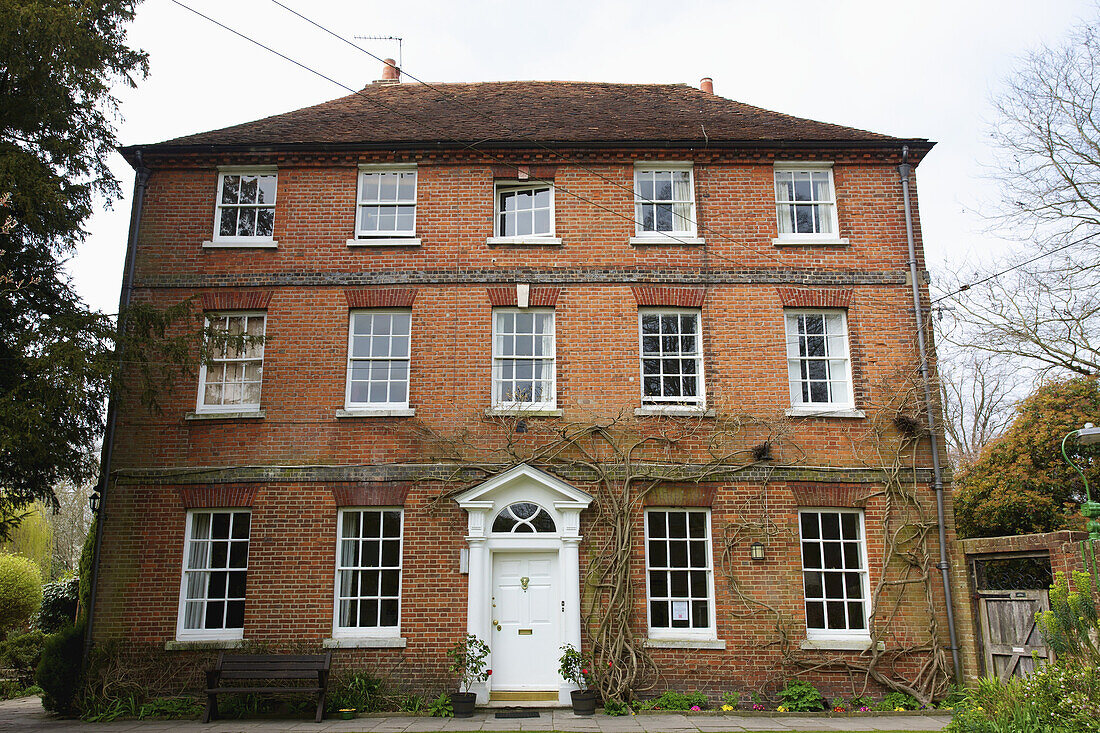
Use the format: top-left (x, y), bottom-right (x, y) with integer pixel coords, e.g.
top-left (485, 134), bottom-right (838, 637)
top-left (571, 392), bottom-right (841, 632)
top-left (0, 697), bottom-right (951, 732)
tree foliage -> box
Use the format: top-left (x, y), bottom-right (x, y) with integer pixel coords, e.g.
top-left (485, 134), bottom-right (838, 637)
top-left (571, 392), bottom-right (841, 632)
top-left (0, 1), bottom-right (148, 535)
top-left (953, 376), bottom-right (1100, 538)
top-left (0, 553), bottom-right (43, 633)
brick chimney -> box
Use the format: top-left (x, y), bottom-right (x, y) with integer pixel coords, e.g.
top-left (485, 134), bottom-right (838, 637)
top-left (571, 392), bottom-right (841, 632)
top-left (700, 77), bottom-right (714, 94)
top-left (374, 58), bottom-right (400, 84)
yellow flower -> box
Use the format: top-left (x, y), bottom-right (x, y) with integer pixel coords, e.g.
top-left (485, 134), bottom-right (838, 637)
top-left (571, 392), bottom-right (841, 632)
top-left (777, 705), bottom-right (789, 713)
top-left (721, 705), bottom-right (734, 711)
top-left (894, 707), bottom-right (905, 712)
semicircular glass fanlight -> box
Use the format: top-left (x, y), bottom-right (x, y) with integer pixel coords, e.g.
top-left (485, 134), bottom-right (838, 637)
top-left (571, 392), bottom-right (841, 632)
top-left (492, 502), bottom-right (557, 533)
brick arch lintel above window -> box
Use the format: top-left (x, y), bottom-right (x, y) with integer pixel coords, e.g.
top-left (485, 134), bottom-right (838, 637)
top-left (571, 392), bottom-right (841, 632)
top-left (179, 485), bottom-right (258, 508)
top-left (775, 287), bottom-right (852, 309)
top-left (486, 286), bottom-right (561, 307)
top-left (489, 165), bottom-right (557, 181)
top-left (642, 483), bottom-right (717, 507)
top-left (331, 482), bottom-right (412, 507)
top-left (201, 290), bottom-right (273, 311)
top-left (788, 482), bottom-right (871, 508)
top-left (630, 285), bottom-right (706, 308)
top-left (343, 288), bottom-right (418, 309)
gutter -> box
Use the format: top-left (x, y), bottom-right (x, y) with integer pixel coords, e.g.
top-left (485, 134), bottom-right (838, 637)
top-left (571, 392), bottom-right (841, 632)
top-left (898, 145), bottom-right (962, 682)
top-left (83, 150), bottom-right (150, 663)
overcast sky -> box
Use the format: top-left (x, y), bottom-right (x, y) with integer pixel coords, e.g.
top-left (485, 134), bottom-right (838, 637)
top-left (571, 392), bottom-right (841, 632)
top-left (70, 0), bottom-right (1095, 314)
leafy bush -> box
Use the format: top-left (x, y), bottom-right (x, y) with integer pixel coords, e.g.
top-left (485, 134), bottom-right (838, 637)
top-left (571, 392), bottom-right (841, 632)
top-left (777, 679), bottom-right (824, 712)
top-left (399, 693), bottom-right (425, 713)
top-left (77, 517), bottom-right (96, 618)
top-left (1037, 571), bottom-right (1100, 664)
top-left (877, 691), bottom-right (919, 711)
top-left (0, 554), bottom-right (43, 633)
top-left (447, 634), bottom-right (490, 693)
top-left (325, 673), bottom-right (389, 713)
top-left (427, 693), bottom-right (452, 717)
top-left (603, 699), bottom-right (630, 716)
top-left (35, 622), bottom-right (85, 714)
top-left (36, 577), bottom-right (78, 633)
top-left (0, 630), bottom-right (46, 686)
top-left (638, 690), bottom-right (708, 711)
top-left (947, 665), bottom-right (1100, 733)
top-left (721, 691), bottom-right (741, 708)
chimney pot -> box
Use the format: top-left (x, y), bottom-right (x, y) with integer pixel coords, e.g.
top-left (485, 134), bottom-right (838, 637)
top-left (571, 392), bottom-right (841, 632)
top-left (700, 77), bottom-right (714, 94)
top-left (381, 58), bottom-right (400, 82)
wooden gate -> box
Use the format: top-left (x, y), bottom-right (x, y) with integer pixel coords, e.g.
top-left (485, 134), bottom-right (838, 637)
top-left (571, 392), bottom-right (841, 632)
top-left (976, 589), bottom-right (1052, 678)
top-left (969, 553), bottom-right (1054, 679)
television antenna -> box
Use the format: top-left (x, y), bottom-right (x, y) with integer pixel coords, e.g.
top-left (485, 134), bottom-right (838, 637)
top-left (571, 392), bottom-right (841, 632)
top-left (353, 35), bottom-right (403, 69)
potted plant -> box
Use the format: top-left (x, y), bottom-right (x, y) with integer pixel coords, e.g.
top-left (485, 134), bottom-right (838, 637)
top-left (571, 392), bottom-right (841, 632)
top-left (558, 644), bottom-right (597, 715)
top-left (447, 634), bottom-right (491, 717)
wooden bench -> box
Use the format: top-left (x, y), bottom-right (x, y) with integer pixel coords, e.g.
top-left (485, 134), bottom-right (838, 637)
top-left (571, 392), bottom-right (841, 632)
top-left (203, 652), bottom-right (332, 723)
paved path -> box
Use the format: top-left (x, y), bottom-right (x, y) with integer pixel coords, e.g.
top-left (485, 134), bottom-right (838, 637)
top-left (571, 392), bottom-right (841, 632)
top-left (0, 697), bottom-right (951, 732)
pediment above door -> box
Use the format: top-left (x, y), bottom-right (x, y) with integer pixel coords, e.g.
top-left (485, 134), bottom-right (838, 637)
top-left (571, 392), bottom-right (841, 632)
top-left (455, 463), bottom-right (592, 539)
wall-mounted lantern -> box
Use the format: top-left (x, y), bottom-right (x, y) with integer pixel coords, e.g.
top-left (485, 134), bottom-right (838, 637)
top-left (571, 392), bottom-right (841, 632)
top-left (750, 541), bottom-right (766, 562)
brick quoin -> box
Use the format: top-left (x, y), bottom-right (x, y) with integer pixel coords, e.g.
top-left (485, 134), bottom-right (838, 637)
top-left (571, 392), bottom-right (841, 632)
top-left (91, 80), bottom-right (972, 704)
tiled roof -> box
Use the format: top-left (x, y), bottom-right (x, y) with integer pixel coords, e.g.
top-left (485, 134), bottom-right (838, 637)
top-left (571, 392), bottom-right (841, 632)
top-left (135, 82), bottom-right (925, 151)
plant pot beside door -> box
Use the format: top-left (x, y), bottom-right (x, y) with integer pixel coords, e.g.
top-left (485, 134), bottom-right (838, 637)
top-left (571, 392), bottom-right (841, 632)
top-left (559, 643), bottom-right (597, 715)
top-left (448, 634), bottom-right (492, 718)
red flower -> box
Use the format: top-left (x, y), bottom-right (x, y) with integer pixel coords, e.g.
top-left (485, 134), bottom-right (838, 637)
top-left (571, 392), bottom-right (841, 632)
top-left (486, 669), bottom-right (492, 676)
top-left (608, 661), bottom-right (613, 667)
top-left (581, 668), bottom-right (588, 675)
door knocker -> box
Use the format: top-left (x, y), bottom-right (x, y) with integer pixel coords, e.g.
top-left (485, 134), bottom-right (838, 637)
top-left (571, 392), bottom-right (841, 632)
top-left (520, 576), bottom-right (530, 591)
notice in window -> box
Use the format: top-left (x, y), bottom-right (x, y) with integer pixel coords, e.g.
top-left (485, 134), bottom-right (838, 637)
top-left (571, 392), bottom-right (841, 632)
top-left (672, 601), bottom-right (689, 622)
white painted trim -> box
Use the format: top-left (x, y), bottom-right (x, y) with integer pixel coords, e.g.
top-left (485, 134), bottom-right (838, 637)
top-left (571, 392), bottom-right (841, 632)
top-left (184, 410), bottom-right (266, 421)
top-left (632, 163), bottom-right (698, 238)
top-left (486, 236), bottom-right (563, 246)
top-left (175, 509), bottom-right (251, 643)
top-left (644, 638), bottom-right (726, 650)
top-left (785, 407), bottom-right (866, 419)
top-left (347, 237), bottom-right (422, 247)
top-left (800, 637), bottom-right (881, 651)
top-left (638, 308), bottom-right (706, 410)
top-left (634, 406), bottom-right (715, 417)
top-left (355, 165), bottom-right (417, 239)
top-left (202, 241), bottom-right (279, 249)
top-left (210, 171), bottom-right (278, 244)
top-left (196, 311), bottom-right (266, 415)
top-left (336, 408), bottom-right (416, 418)
top-left (455, 464), bottom-right (594, 508)
top-left (491, 308), bottom-right (557, 412)
top-left (629, 235), bottom-right (705, 246)
top-left (772, 236), bottom-right (849, 246)
top-left (323, 637), bottom-right (408, 648)
top-left (643, 508), bottom-right (718, 640)
top-left (493, 182), bottom-right (556, 238)
top-left (798, 509), bottom-right (873, 639)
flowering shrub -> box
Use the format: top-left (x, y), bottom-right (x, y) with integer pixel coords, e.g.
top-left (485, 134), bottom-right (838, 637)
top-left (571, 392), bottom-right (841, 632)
top-left (446, 634), bottom-right (491, 693)
top-left (947, 663), bottom-right (1100, 732)
top-left (557, 644), bottom-right (591, 691)
top-left (777, 678), bottom-right (825, 712)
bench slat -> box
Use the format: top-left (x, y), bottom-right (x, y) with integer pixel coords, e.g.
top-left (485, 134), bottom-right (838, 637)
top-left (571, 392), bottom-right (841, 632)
top-left (206, 687), bottom-right (322, 695)
top-left (219, 671), bottom-right (322, 680)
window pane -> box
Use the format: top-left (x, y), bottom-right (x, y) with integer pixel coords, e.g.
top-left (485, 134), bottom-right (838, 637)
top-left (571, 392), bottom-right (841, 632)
top-left (806, 601), bottom-right (825, 629)
top-left (821, 513), bottom-right (841, 539)
top-left (650, 601), bottom-right (669, 628)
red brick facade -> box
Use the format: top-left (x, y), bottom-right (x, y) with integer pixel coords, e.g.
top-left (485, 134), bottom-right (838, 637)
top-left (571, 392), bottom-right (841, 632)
top-left (92, 81), bottom-right (968, 704)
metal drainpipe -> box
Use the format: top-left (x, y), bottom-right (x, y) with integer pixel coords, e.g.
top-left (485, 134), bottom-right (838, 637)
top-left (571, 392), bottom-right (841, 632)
top-left (898, 145), bottom-right (962, 682)
top-left (82, 151), bottom-right (150, 664)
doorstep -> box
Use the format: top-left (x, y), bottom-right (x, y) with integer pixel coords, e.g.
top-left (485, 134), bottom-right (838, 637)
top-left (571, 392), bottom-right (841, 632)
top-left (488, 689), bottom-right (562, 708)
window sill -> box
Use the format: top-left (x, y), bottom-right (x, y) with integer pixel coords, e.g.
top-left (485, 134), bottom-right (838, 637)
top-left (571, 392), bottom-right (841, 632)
top-left (336, 408), bottom-right (416, 418)
top-left (644, 638), bottom-right (726, 650)
top-left (635, 406), bottom-right (715, 417)
top-left (800, 637), bottom-right (881, 652)
top-left (166, 638), bottom-right (245, 651)
top-left (485, 236), bottom-right (563, 246)
top-left (484, 407), bottom-right (562, 418)
top-left (202, 240), bottom-right (278, 249)
top-left (346, 237), bottom-right (421, 247)
top-left (323, 636), bottom-right (407, 649)
top-left (185, 410), bottom-right (266, 421)
top-left (772, 237), bottom-right (849, 247)
top-left (785, 406), bottom-right (865, 419)
top-left (629, 235), bottom-right (705, 246)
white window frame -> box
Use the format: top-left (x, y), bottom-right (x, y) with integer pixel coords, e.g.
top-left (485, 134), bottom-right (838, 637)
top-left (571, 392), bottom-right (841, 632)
top-left (638, 308), bottom-right (705, 408)
top-left (644, 508), bottom-right (717, 641)
top-left (491, 308), bottom-right (557, 411)
top-left (797, 508), bottom-right (872, 641)
top-left (345, 310), bottom-right (412, 411)
top-left (784, 309), bottom-right (855, 412)
top-left (176, 509), bottom-right (250, 642)
top-left (196, 311), bottom-right (266, 414)
top-left (210, 167), bottom-right (277, 244)
top-left (332, 507), bottom-right (404, 639)
top-left (773, 162), bottom-right (845, 245)
top-left (492, 182), bottom-right (556, 240)
top-left (633, 162), bottom-right (697, 239)
top-left (354, 164), bottom-right (418, 240)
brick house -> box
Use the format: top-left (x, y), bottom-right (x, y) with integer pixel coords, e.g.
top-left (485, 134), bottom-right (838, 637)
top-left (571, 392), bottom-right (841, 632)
top-left (90, 64), bottom-right (974, 706)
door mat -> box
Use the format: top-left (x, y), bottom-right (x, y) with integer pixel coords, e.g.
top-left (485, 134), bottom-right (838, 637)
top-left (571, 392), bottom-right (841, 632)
top-left (495, 709), bottom-right (541, 719)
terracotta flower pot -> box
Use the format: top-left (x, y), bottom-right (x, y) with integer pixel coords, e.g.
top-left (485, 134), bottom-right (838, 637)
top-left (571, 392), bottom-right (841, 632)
top-left (452, 692), bottom-right (477, 718)
top-left (571, 689), bottom-right (597, 716)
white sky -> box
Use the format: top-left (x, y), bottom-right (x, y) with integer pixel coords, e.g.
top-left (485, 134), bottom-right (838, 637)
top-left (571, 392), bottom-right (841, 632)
top-left (70, 0), bottom-right (1095, 314)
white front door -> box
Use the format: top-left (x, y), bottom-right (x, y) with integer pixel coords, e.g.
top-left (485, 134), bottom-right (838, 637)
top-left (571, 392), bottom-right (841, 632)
top-left (491, 552), bottom-right (561, 691)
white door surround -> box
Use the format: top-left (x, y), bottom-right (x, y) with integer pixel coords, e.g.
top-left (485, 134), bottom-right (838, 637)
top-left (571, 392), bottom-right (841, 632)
top-left (456, 464), bottom-right (592, 705)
